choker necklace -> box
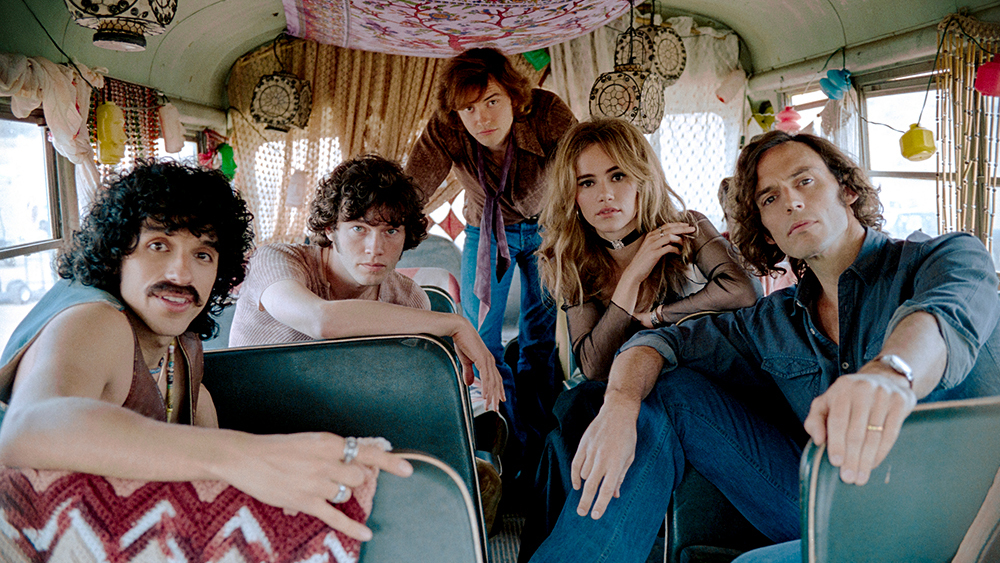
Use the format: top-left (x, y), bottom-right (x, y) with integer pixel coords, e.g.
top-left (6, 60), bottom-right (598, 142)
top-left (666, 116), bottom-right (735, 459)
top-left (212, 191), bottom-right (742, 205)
top-left (600, 229), bottom-right (642, 250)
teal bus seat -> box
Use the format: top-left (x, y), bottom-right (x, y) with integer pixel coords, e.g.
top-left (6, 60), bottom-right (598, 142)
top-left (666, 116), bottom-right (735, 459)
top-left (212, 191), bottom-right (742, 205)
top-left (423, 285), bottom-right (456, 314)
top-left (202, 334), bottom-right (487, 560)
top-left (363, 451), bottom-right (484, 562)
top-left (801, 395), bottom-right (1000, 563)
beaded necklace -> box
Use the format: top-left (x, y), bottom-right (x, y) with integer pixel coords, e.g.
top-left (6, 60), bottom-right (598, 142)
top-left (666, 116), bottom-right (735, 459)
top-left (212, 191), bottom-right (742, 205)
top-left (164, 340), bottom-right (176, 421)
top-left (149, 339), bottom-right (176, 421)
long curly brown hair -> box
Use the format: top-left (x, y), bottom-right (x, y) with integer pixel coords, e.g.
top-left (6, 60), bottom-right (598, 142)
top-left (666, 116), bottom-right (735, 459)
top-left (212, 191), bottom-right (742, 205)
top-left (729, 130), bottom-right (883, 277)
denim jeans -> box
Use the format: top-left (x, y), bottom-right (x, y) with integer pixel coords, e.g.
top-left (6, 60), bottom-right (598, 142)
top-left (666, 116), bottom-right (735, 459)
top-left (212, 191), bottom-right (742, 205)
top-left (732, 541), bottom-right (801, 563)
top-left (527, 368), bottom-right (803, 563)
top-left (461, 222), bottom-right (558, 472)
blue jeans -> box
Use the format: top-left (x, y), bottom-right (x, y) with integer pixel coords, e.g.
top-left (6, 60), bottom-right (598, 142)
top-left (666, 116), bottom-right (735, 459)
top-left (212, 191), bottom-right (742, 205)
top-left (528, 368), bottom-right (803, 563)
top-left (732, 541), bottom-right (802, 563)
top-left (461, 222), bottom-right (558, 471)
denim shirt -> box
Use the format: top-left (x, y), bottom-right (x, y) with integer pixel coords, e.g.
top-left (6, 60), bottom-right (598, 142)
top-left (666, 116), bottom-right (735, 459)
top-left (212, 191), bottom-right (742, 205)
top-left (622, 228), bottom-right (1000, 422)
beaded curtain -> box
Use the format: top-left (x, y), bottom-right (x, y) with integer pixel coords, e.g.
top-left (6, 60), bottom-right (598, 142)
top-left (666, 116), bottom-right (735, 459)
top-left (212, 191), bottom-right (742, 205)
top-left (935, 14), bottom-right (1000, 251)
top-left (228, 39), bottom-right (451, 244)
top-left (87, 77), bottom-right (161, 180)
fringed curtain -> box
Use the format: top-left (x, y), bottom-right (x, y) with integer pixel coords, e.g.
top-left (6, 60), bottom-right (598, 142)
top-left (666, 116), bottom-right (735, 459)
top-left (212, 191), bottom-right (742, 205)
top-left (936, 15), bottom-right (1000, 249)
top-left (228, 39), bottom-right (449, 245)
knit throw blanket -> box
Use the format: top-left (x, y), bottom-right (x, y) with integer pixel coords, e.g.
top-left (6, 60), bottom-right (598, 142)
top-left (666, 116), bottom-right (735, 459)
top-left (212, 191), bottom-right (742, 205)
top-left (0, 467), bottom-right (377, 563)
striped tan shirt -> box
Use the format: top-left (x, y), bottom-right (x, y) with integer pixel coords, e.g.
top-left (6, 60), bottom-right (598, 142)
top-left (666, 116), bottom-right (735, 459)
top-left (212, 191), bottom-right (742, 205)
top-left (228, 243), bottom-right (430, 347)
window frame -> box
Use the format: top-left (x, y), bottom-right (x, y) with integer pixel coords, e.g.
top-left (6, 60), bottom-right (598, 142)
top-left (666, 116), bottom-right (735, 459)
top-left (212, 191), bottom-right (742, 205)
top-left (0, 101), bottom-right (71, 262)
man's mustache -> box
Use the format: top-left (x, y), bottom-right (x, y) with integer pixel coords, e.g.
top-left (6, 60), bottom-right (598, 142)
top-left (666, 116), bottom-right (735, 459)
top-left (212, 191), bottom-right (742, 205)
top-left (147, 282), bottom-right (203, 307)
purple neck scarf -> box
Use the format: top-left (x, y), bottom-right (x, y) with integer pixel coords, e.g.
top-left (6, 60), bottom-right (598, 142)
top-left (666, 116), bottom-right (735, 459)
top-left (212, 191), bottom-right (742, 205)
top-left (473, 138), bottom-right (515, 327)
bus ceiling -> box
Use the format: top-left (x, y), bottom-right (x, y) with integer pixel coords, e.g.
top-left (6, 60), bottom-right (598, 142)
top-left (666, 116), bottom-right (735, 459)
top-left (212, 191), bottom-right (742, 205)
top-left (2, 0), bottom-right (1000, 111)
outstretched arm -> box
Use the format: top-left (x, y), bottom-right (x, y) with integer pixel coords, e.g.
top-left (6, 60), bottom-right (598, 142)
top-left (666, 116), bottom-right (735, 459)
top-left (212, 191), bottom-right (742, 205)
top-left (0, 303), bottom-right (412, 541)
top-left (570, 345), bottom-right (664, 519)
top-left (260, 279), bottom-right (503, 411)
top-left (804, 312), bottom-right (939, 485)
top-left (805, 233), bottom-right (1000, 486)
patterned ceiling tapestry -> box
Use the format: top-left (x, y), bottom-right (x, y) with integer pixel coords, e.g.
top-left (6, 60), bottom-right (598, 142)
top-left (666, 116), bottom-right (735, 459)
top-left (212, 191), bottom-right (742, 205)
top-left (282, 0), bottom-right (631, 57)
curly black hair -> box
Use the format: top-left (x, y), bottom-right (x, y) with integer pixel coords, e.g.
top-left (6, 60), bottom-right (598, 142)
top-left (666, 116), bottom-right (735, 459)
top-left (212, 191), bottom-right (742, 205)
top-left (57, 160), bottom-right (255, 340)
top-left (307, 154), bottom-right (428, 251)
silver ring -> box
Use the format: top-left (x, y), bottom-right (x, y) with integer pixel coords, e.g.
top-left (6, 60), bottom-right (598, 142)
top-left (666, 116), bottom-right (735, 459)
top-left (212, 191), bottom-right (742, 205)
top-left (332, 483), bottom-right (350, 504)
top-left (343, 436), bottom-right (359, 464)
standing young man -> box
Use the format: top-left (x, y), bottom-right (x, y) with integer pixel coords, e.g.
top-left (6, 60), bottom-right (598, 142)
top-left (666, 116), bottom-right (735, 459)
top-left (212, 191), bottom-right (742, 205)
top-left (528, 131), bottom-right (1000, 561)
top-left (0, 161), bottom-right (412, 548)
top-left (406, 48), bottom-right (577, 482)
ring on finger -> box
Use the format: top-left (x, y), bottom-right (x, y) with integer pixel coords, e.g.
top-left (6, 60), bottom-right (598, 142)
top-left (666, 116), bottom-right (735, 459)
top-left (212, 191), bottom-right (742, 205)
top-left (866, 424), bottom-right (884, 432)
top-left (343, 436), bottom-right (359, 464)
top-left (332, 483), bottom-right (350, 504)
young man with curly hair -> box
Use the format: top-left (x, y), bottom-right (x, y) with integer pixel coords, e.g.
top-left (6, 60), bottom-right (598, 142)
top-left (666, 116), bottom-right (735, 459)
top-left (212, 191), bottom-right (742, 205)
top-left (528, 131), bottom-right (1000, 562)
top-left (0, 160), bottom-right (413, 544)
top-left (406, 47), bottom-right (577, 485)
top-left (229, 154), bottom-right (502, 410)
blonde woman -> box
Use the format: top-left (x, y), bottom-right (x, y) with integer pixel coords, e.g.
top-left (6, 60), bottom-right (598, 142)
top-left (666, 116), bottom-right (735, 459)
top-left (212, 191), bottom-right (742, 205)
top-left (519, 118), bottom-right (761, 560)
top-left (539, 118), bottom-right (760, 382)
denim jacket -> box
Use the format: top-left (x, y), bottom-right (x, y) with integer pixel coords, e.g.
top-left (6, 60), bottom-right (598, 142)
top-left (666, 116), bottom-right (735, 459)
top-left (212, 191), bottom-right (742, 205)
top-left (622, 228), bottom-right (1000, 422)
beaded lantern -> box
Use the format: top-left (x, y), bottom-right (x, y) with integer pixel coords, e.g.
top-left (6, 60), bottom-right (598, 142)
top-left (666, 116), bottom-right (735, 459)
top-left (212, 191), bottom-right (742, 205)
top-left (63, 0), bottom-right (177, 52)
top-left (250, 38), bottom-right (313, 133)
top-left (250, 72), bottom-right (312, 132)
top-left (638, 23), bottom-right (686, 86)
top-left (590, 1), bottom-right (665, 134)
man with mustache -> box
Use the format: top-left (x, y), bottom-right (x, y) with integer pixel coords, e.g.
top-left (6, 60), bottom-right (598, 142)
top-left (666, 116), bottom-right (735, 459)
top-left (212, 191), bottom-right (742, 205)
top-left (0, 160), bottom-right (412, 544)
top-left (528, 131), bottom-right (1000, 562)
top-left (228, 154), bottom-right (502, 411)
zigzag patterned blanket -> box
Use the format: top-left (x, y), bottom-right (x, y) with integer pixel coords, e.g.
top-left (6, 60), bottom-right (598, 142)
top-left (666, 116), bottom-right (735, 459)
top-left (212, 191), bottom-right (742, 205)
top-left (0, 467), bottom-right (376, 563)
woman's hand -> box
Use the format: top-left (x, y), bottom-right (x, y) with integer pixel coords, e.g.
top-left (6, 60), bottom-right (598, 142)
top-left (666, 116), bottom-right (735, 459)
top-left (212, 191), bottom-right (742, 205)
top-left (620, 222), bottom-right (695, 286)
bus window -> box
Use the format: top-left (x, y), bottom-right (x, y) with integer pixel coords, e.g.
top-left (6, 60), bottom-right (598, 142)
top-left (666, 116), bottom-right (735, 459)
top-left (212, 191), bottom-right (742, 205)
top-left (0, 107), bottom-right (64, 349)
top-left (859, 66), bottom-right (940, 240)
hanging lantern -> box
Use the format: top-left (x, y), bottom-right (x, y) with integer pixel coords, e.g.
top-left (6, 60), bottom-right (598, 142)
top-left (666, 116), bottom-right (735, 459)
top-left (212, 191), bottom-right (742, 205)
top-left (642, 25), bottom-right (687, 86)
top-left (589, 0), bottom-right (664, 134)
top-left (820, 69), bottom-right (852, 100)
top-left (96, 101), bottom-right (126, 165)
top-left (590, 65), bottom-right (665, 134)
top-left (614, 27), bottom-right (655, 71)
top-left (250, 72), bottom-right (312, 133)
top-left (975, 57), bottom-right (1000, 97)
top-left (774, 106), bottom-right (802, 133)
top-left (899, 123), bottom-right (936, 161)
top-left (63, 0), bottom-right (177, 52)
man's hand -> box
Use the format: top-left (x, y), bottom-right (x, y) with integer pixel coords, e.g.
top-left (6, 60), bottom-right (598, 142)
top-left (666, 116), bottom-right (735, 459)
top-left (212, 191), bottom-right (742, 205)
top-left (220, 432), bottom-right (412, 540)
top-left (803, 370), bottom-right (916, 485)
top-left (449, 315), bottom-right (504, 412)
top-left (570, 398), bottom-right (641, 520)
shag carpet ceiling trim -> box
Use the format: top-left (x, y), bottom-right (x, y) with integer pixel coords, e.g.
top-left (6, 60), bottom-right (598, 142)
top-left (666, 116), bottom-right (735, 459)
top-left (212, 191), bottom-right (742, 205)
top-left (282, 0), bottom-right (631, 57)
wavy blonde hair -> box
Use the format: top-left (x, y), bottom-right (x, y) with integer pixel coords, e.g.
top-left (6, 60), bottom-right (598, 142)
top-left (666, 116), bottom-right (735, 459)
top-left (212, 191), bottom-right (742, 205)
top-left (538, 118), bottom-right (692, 306)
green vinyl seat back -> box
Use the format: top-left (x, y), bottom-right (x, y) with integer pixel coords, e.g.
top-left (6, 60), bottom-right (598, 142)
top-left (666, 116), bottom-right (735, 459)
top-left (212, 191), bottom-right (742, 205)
top-left (202, 334), bottom-right (478, 500)
top-left (363, 451), bottom-right (483, 563)
top-left (422, 285), bottom-right (456, 314)
top-left (801, 395), bottom-right (1000, 563)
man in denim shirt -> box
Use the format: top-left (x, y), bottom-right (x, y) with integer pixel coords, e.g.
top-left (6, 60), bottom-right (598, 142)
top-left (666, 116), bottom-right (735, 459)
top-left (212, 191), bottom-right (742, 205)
top-left (528, 131), bottom-right (1000, 562)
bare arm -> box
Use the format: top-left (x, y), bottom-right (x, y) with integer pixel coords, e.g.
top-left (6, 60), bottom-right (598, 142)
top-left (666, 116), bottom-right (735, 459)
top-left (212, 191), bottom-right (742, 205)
top-left (260, 279), bottom-right (503, 411)
top-left (570, 345), bottom-right (665, 519)
top-left (804, 311), bottom-right (942, 485)
top-left (0, 303), bottom-right (412, 540)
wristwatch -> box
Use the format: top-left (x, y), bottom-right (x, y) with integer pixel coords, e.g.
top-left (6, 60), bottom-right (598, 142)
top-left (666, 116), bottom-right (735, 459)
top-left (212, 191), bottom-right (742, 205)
top-left (876, 354), bottom-right (914, 389)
